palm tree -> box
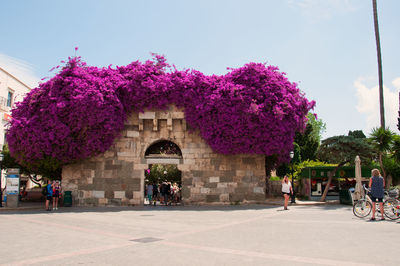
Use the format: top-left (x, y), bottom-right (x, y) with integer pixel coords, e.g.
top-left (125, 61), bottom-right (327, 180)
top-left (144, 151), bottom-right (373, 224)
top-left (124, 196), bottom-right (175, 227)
top-left (391, 135), bottom-right (400, 163)
top-left (372, 0), bottom-right (385, 128)
top-left (369, 127), bottom-right (393, 185)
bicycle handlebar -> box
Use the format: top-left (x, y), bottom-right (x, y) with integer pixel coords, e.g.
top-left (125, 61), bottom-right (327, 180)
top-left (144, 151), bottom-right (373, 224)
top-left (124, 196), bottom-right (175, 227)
top-left (362, 184), bottom-right (392, 197)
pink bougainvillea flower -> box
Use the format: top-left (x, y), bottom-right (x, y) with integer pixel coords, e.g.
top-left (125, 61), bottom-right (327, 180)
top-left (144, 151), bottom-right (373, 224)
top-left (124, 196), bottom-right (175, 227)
top-left (7, 55), bottom-right (315, 169)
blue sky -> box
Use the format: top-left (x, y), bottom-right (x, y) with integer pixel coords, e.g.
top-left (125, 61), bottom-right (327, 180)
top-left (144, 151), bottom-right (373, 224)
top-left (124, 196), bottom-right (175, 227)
top-left (0, 0), bottom-right (399, 139)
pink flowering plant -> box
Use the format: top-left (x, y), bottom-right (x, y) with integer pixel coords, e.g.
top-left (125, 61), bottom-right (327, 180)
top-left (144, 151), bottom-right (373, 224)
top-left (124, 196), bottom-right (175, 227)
top-left (7, 55), bottom-right (314, 170)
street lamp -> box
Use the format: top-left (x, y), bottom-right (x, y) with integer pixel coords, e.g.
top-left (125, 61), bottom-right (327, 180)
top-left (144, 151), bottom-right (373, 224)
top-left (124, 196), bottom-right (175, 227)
top-left (0, 153), bottom-right (4, 207)
top-left (289, 151), bottom-right (296, 204)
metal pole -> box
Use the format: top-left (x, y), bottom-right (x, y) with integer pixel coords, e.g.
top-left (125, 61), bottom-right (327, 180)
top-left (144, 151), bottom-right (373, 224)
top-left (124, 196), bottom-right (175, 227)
top-left (291, 162), bottom-right (296, 203)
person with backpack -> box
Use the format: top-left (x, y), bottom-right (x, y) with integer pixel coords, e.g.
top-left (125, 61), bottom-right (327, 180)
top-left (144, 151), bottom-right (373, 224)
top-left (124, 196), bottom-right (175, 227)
top-left (52, 180), bottom-right (61, 210)
top-left (45, 180), bottom-right (53, 211)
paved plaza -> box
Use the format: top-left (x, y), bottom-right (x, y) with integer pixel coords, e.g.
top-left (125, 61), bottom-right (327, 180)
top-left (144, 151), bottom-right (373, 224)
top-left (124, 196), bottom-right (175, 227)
top-left (0, 204), bottom-right (399, 266)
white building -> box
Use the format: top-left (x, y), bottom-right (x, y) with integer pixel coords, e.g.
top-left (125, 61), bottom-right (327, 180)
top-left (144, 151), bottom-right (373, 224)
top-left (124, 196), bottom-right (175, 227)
top-left (0, 67), bottom-right (31, 149)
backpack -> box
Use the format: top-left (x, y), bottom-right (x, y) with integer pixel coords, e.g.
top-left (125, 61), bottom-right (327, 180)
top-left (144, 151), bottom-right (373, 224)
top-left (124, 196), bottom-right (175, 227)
top-left (42, 187), bottom-right (47, 196)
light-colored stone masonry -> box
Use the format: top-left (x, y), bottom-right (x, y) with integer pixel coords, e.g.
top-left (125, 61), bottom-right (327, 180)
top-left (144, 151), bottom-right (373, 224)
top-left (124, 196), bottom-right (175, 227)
top-left (62, 105), bottom-right (266, 206)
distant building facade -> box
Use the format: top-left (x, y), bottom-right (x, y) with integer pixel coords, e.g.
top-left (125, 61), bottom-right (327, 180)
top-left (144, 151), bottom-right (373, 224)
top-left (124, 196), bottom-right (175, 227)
top-left (0, 67), bottom-right (31, 193)
top-left (0, 67), bottom-right (31, 148)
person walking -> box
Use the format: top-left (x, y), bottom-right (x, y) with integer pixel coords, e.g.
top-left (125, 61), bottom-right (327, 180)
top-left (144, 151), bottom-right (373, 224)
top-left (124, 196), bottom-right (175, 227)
top-left (52, 180), bottom-right (61, 210)
top-left (146, 183), bottom-right (153, 205)
top-left (45, 180), bottom-right (53, 211)
top-left (152, 183), bottom-right (158, 206)
top-left (161, 181), bottom-right (169, 205)
top-left (282, 175), bottom-right (293, 210)
top-left (369, 169), bottom-right (385, 221)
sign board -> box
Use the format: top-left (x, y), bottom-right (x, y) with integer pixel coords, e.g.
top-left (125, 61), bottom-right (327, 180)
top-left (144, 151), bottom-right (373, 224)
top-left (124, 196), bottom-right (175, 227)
top-left (6, 168), bottom-right (20, 195)
top-left (3, 113), bottom-right (12, 121)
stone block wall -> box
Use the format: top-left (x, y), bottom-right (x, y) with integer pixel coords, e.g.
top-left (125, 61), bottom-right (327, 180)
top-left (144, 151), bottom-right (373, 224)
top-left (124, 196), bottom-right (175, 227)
top-left (62, 105), bottom-right (266, 206)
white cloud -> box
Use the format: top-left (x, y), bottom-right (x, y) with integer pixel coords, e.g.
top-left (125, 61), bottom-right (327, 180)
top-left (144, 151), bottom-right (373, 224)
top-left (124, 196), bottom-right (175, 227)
top-left (287, 0), bottom-right (359, 22)
top-left (0, 53), bottom-right (40, 88)
top-left (355, 77), bottom-right (399, 134)
top-left (393, 77), bottom-right (400, 90)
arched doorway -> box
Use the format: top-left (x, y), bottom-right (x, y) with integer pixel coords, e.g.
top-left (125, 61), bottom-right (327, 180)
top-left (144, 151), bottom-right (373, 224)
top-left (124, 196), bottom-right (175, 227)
top-left (145, 140), bottom-right (182, 157)
top-left (144, 140), bottom-right (183, 206)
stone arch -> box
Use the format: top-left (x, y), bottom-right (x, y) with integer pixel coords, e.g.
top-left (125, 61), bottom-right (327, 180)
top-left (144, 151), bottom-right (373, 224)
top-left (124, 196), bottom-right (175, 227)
top-left (144, 139), bottom-right (183, 157)
top-left (143, 139), bottom-right (184, 205)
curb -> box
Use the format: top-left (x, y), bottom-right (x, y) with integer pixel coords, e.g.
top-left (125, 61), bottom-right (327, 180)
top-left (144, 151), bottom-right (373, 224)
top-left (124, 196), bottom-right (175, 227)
top-left (0, 200), bottom-right (342, 212)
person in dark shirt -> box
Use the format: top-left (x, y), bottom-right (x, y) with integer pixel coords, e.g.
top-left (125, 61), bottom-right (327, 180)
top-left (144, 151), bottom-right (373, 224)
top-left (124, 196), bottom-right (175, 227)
top-left (369, 169), bottom-right (385, 221)
top-left (45, 180), bottom-right (53, 211)
top-left (152, 183), bottom-right (158, 206)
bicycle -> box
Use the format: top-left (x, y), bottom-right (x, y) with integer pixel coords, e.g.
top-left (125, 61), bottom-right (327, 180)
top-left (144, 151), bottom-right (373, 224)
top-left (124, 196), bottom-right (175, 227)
top-left (353, 184), bottom-right (400, 220)
top-left (353, 185), bottom-right (372, 218)
top-left (383, 188), bottom-right (400, 220)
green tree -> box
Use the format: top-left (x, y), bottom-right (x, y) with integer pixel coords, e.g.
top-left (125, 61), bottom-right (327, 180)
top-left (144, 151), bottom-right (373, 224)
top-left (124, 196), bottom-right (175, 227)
top-left (145, 164), bottom-right (181, 184)
top-left (1, 145), bottom-right (60, 182)
top-left (294, 113), bottom-right (325, 162)
top-left (295, 124), bottom-right (318, 161)
top-left (391, 135), bottom-right (400, 163)
top-left (382, 156), bottom-right (400, 185)
top-left (317, 135), bottom-right (375, 201)
top-left (369, 127), bottom-right (394, 183)
top-left (348, 130), bottom-right (366, 139)
top-left (276, 143), bottom-right (301, 178)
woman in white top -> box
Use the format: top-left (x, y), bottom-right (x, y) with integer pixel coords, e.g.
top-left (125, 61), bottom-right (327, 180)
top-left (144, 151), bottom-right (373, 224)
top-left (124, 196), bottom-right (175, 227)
top-left (282, 175), bottom-right (293, 210)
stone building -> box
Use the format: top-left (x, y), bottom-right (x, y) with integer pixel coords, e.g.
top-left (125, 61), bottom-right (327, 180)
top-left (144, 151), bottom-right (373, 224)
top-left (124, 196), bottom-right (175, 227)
top-left (62, 105), bottom-right (266, 206)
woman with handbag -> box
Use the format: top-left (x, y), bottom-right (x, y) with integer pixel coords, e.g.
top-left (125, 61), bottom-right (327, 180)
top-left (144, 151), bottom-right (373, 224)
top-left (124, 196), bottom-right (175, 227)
top-left (282, 175), bottom-right (293, 210)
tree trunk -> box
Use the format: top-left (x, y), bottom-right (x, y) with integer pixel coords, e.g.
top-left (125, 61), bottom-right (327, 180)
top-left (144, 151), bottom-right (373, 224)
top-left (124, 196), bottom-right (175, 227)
top-left (378, 153), bottom-right (388, 187)
top-left (373, 0), bottom-right (385, 128)
top-left (378, 153), bottom-right (386, 177)
top-left (320, 172), bottom-right (333, 202)
top-left (320, 162), bottom-right (347, 202)
top-left (29, 175), bottom-right (43, 187)
top-left (265, 155), bottom-right (277, 197)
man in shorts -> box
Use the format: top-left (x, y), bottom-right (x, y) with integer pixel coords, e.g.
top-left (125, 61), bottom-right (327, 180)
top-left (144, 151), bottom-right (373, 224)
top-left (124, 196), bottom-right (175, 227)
top-left (45, 180), bottom-right (53, 211)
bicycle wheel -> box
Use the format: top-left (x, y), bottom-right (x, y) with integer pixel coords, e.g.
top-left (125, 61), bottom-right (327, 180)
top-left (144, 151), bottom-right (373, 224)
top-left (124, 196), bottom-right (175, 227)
top-left (353, 200), bottom-right (372, 218)
top-left (384, 199), bottom-right (400, 220)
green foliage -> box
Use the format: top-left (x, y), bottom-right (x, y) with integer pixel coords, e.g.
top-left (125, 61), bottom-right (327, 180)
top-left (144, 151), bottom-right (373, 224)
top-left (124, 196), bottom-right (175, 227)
top-left (269, 176), bottom-right (282, 181)
top-left (145, 164), bottom-right (181, 184)
top-left (317, 135), bottom-right (375, 166)
top-left (1, 145), bottom-right (23, 170)
top-left (295, 124), bottom-right (318, 161)
top-left (382, 156), bottom-right (400, 184)
top-left (348, 130), bottom-right (366, 139)
top-left (306, 113), bottom-right (326, 144)
top-left (1, 145), bottom-right (61, 179)
top-left (369, 127), bottom-right (394, 153)
top-left (391, 135), bottom-right (400, 163)
top-left (276, 143), bottom-right (300, 177)
top-left (296, 160), bottom-right (336, 179)
top-left (294, 113), bottom-right (325, 162)
top-left (369, 127), bottom-right (395, 179)
top-left (276, 163), bottom-right (290, 177)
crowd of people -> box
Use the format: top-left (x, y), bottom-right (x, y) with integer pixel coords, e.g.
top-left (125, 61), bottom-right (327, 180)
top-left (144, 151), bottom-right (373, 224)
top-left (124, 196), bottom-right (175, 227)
top-left (146, 181), bottom-right (181, 206)
top-left (45, 180), bottom-right (62, 211)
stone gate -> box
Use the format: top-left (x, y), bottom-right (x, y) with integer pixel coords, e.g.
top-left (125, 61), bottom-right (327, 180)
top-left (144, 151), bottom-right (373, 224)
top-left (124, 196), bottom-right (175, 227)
top-left (62, 105), bottom-right (266, 206)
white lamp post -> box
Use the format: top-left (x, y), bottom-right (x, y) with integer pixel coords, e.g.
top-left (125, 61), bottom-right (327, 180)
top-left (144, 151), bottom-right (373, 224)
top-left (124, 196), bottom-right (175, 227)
top-left (289, 151), bottom-right (296, 204)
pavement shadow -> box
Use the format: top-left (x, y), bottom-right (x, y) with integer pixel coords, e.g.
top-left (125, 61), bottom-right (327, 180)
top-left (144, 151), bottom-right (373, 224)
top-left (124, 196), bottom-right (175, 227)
top-left (294, 204), bottom-right (352, 211)
top-left (0, 203), bottom-right (282, 215)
